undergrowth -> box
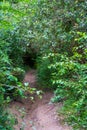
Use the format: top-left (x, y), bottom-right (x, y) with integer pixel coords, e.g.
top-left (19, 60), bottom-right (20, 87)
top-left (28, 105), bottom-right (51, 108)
top-left (0, 0), bottom-right (87, 129)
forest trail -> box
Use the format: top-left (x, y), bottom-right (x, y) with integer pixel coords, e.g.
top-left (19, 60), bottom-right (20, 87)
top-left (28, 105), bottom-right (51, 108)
top-left (10, 70), bottom-right (72, 130)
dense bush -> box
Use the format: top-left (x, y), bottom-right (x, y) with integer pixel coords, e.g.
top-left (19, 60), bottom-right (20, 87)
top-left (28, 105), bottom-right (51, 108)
top-left (40, 53), bottom-right (87, 129)
top-left (0, 0), bottom-right (87, 129)
top-left (0, 0), bottom-right (42, 128)
top-left (0, 90), bottom-right (15, 130)
top-left (37, 53), bottom-right (87, 129)
top-left (0, 1), bottom-right (29, 129)
top-left (0, 30), bottom-right (26, 129)
top-left (36, 0), bottom-right (87, 129)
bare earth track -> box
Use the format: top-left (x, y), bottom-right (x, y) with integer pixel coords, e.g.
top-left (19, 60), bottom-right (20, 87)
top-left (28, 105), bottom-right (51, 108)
top-left (10, 70), bottom-right (72, 130)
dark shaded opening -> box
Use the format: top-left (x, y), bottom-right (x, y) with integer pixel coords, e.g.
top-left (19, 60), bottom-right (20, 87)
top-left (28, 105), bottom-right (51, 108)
top-left (23, 53), bottom-right (37, 69)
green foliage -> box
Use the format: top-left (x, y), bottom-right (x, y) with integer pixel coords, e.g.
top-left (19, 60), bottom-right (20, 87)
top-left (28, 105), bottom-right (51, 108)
top-left (0, 0), bottom-right (87, 129)
top-left (0, 87), bottom-right (15, 130)
top-left (38, 52), bottom-right (87, 129)
top-left (0, 39), bottom-right (24, 129)
top-left (0, 1), bottom-right (29, 129)
top-left (37, 56), bottom-right (51, 88)
top-left (36, 0), bottom-right (87, 129)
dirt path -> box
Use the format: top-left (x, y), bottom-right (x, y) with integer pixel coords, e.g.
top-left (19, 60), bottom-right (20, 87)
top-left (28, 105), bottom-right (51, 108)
top-left (10, 70), bottom-right (72, 130)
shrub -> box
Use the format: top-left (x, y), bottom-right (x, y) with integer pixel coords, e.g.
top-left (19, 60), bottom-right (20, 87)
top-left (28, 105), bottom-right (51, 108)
top-left (38, 52), bottom-right (87, 129)
top-left (37, 0), bottom-right (87, 129)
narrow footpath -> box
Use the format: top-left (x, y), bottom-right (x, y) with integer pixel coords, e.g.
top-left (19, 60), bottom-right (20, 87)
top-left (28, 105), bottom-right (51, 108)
top-left (10, 70), bottom-right (72, 130)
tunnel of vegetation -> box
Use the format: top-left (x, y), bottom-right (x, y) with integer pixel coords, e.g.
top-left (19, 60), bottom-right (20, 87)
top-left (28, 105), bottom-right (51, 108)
top-left (0, 0), bottom-right (87, 130)
top-left (23, 52), bottom-right (37, 68)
